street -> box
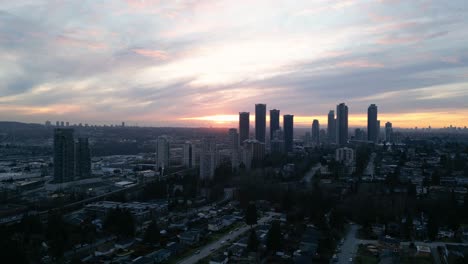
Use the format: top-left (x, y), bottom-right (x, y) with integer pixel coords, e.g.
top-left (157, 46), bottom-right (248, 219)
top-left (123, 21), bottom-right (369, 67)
top-left (335, 224), bottom-right (360, 264)
top-left (177, 213), bottom-right (278, 264)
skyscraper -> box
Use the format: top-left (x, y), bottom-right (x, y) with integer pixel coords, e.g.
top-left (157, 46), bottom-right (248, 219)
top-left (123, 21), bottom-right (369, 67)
top-left (367, 104), bottom-right (378, 142)
top-left (336, 103), bottom-right (348, 146)
top-left (283, 115), bottom-right (294, 152)
top-left (241, 139), bottom-right (265, 169)
top-left (156, 136), bottom-right (170, 169)
top-left (327, 110), bottom-right (336, 143)
top-left (228, 128), bottom-right (239, 168)
top-left (183, 141), bottom-right (193, 168)
top-left (377, 120), bottom-right (381, 141)
top-left (54, 128), bottom-right (75, 183)
top-left (239, 112), bottom-right (250, 144)
top-left (255, 104), bottom-right (266, 143)
top-left (200, 137), bottom-right (217, 179)
top-left (75, 138), bottom-right (91, 179)
top-left (385, 122), bottom-right (393, 142)
top-left (270, 109), bottom-right (280, 141)
top-left (312, 119), bottom-right (320, 144)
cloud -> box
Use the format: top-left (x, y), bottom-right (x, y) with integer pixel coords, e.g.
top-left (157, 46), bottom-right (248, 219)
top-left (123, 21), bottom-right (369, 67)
top-left (0, 0), bottom-right (467, 127)
top-left (56, 35), bottom-right (108, 50)
top-left (336, 60), bottom-right (384, 68)
top-left (132, 49), bottom-right (169, 60)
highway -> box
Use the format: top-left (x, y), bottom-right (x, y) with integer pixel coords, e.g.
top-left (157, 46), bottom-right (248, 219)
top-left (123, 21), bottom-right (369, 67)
top-left (177, 213), bottom-right (279, 264)
top-left (1, 168), bottom-right (194, 225)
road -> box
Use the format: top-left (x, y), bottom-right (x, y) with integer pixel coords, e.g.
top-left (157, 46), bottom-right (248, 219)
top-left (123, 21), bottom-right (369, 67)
top-left (335, 224), bottom-right (360, 263)
top-left (64, 236), bottom-right (116, 259)
top-left (177, 213), bottom-right (278, 264)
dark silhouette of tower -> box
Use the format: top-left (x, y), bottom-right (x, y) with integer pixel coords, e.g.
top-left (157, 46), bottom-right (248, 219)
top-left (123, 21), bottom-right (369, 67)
top-left (368, 104), bottom-right (378, 142)
top-left (385, 122), bottom-right (393, 142)
top-left (54, 128), bottom-right (75, 183)
top-left (312, 119), bottom-right (320, 144)
top-left (255, 104), bottom-right (266, 143)
top-left (327, 110), bottom-right (336, 143)
top-left (283, 114), bottom-right (294, 152)
top-left (75, 138), bottom-right (91, 179)
top-left (239, 112), bottom-right (250, 144)
top-left (270, 109), bottom-right (280, 141)
top-left (336, 103), bottom-right (348, 146)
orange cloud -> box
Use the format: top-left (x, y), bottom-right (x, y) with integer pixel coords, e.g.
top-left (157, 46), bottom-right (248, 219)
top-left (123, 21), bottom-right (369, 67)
top-left (0, 104), bottom-right (81, 116)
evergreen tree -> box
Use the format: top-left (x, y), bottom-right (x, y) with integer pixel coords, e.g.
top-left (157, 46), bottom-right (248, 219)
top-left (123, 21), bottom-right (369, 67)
top-left (245, 203), bottom-right (258, 228)
top-left (247, 229), bottom-right (259, 252)
top-left (266, 221), bottom-right (282, 252)
top-left (427, 214), bottom-right (438, 240)
top-left (104, 208), bottom-right (135, 238)
top-left (144, 221), bottom-right (161, 244)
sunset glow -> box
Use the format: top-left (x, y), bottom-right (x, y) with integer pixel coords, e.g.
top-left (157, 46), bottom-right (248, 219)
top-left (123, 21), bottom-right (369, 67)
top-left (0, 1), bottom-right (467, 128)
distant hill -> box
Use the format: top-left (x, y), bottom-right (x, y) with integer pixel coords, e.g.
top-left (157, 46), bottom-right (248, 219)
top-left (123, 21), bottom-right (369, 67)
top-left (0, 121), bottom-right (43, 130)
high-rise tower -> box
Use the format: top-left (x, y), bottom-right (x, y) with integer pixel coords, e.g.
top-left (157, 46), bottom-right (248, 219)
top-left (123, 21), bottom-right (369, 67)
top-left (239, 112), bottom-right (250, 144)
top-left (75, 138), bottom-right (91, 179)
top-left (270, 109), bottom-right (280, 141)
top-left (327, 110), bottom-right (336, 143)
top-left (385, 122), bottom-right (393, 143)
top-left (283, 115), bottom-right (294, 152)
top-left (255, 104), bottom-right (266, 143)
top-left (312, 119), bottom-right (320, 145)
top-left (53, 128), bottom-right (75, 183)
top-left (156, 136), bottom-right (170, 169)
top-left (368, 104), bottom-right (378, 142)
top-left (336, 103), bottom-right (348, 146)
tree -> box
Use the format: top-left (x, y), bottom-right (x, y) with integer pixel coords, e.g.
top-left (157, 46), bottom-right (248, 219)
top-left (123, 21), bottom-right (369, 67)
top-left (427, 214), bottom-right (438, 240)
top-left (247, 229), bottom-right (259, 252)
top-left (407, 183), bottom-right (417, 197)
top-left (464, 192), bottom-right (468, 219)
top-left (70, 256), bottom-right (83, 264)
top-left (46, 211), bottom-right (69, 260)
top-left (104, 208), bottom-right (135, 238)
top-left (329, 209), bottom-right (345, 231)
top-left (266, 220), bottom-right (282, 252)
top-left (0, 238), bottom-right (28, 264)
top-left (403, 213), bottom-right (413, 239)
top-left (431, 170), bottom-right (440, 186)
top-left (144, 221), bottom-right (161, 244)
top-left (245, 203), bottom-right (258, 228)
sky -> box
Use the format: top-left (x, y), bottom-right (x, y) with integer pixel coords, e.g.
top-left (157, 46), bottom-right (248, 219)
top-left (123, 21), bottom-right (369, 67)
top-left (0, 0), bottom-right (467, 128)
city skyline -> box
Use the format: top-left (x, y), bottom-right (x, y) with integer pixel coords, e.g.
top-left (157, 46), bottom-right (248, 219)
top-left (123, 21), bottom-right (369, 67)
top-left (1, 1), bottom-right (468, 128)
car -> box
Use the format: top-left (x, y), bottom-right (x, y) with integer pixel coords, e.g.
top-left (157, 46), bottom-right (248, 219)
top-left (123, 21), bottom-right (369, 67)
top-left (349, 257), bottom-right (353, 262)
top-left (221, 240), bottom-right (226, 244)
top-left (210, 248), bottom-right (215, 251)
top-left (195, 250), bottom-right (201, 254)
top-left (227, 238), bottom-right (231, 242)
